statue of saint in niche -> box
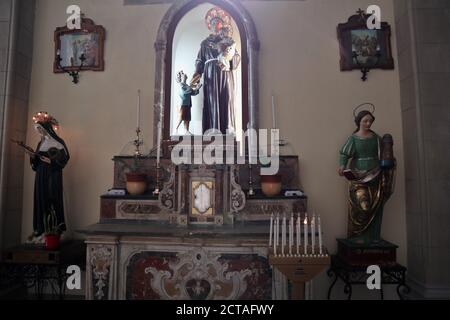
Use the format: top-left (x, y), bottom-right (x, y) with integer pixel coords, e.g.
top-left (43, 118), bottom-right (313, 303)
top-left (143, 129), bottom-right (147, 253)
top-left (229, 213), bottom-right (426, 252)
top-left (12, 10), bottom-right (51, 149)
top-left (191, 7), bottom-right (241, 134)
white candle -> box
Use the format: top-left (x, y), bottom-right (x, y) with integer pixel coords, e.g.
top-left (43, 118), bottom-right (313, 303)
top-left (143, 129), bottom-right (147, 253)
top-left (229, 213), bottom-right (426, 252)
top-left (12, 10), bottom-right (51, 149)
top-left (156, 121), bottom-right (162, 165)
top-left (304, 214), bottom-right (308, 255)
top-left (289, 214), bottom-right (294, 256)
top-left (271, 95), bottom-right (276, 129)
top-left (311, 213), bottom-right (316, 255)
top-left (269, 214), bottom-right (273, 246)
top-left (274, 215), bottom-right (277, 256)
top-left (282, 214), bottom-right (286, 256)
top-left (277, 214), bottom-right (280, 255)
top-left (296, 215), bottom-right (300, 255)
top-left (318, 214), bottom-right (323, 255)
top-left (137, 89), bottom-right (141, 129)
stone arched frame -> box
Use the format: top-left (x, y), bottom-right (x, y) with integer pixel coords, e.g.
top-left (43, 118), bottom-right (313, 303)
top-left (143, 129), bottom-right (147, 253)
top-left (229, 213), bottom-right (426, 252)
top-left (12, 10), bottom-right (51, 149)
top-left (153, 0), bottom-right (260, 145)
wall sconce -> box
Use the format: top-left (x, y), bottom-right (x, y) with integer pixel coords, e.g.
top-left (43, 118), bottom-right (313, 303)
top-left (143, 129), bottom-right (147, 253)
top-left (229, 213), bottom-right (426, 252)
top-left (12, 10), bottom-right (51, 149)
top-left (352, 49), bottom-right (381, 81)
top-left (56, 50), bottom-right (86, 84)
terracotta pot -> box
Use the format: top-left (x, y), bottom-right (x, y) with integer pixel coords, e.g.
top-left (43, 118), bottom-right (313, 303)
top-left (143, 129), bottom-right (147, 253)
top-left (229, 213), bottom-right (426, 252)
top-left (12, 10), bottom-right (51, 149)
top-left (45, 234), bottom-right (60, 250)
top-left (260, 174), bottom-right (282, 197)
top-left (126, 173), bottom-right (147, 195)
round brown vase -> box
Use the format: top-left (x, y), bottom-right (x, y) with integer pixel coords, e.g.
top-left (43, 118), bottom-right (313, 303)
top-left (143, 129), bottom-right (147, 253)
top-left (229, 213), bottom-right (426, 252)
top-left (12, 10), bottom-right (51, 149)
top-left (126, 173), bottom-right (147, 195)
top-left (260, 174), bottom-right (282, 197)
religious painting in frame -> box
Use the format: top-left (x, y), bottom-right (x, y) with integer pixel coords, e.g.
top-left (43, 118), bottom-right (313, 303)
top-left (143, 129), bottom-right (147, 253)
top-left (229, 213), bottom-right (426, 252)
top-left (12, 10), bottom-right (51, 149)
top-left (54, 18), bottom-right (106, 73)
top-left (337, 10), bottom-right (394, 75)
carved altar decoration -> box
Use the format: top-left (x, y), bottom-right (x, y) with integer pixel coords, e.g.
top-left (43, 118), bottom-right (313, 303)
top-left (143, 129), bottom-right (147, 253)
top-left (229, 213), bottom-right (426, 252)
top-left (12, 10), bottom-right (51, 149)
top-left (83, 0), bottom-right (313, 300)
top-left (142, 248), bottom-right (254, 300)
top-left (86, 243), bottom-right (117, 300)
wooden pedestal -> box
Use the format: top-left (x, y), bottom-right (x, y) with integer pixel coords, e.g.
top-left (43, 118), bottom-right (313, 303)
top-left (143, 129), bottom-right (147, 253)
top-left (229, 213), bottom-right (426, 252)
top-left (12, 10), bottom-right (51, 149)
top-left (337, 238), bottom-right (397, 266)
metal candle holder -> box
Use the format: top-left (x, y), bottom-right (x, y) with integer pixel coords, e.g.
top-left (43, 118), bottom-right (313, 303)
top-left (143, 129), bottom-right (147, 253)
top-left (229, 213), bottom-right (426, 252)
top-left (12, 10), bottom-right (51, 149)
top-left (133, 127), bottom-right (143, 157)
top-left (248, 164), bottom-right (255, 196)
top-left (56, 52), bottom-right (86, 84)
top-left (153, 165), bottom-right (160, 195)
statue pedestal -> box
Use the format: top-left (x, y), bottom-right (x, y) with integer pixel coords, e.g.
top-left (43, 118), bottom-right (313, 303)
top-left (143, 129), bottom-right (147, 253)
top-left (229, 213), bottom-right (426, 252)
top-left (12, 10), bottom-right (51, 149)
top-left (269, 251), bottom-right (330, 300)
top-left (337, 238), bottom-right (398, 266)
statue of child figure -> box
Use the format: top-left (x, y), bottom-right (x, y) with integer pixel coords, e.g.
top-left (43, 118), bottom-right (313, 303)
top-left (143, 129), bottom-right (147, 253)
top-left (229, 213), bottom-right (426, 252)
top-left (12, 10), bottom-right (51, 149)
top-left (175, 70), bottom-right (202, 134)
top-left (217, 37), bottom-right (237, 72)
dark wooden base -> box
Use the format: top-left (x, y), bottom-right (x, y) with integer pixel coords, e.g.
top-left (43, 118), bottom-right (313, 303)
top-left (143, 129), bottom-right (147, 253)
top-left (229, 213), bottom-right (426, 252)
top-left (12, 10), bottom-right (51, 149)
top-left (337, 238), bottom-right (397, 266)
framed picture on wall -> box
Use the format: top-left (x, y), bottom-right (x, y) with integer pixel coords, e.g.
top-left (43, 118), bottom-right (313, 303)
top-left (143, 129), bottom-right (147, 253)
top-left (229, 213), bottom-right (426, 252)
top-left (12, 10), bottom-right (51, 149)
top-left (54, 18), bottom-right (106, 73)
top-left (337, 10), bottom-right (394, 80)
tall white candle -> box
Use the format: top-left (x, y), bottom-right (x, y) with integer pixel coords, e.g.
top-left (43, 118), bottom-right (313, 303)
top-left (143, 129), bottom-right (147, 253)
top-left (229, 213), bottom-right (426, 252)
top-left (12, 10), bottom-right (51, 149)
top-left (304, 214), bottom-right (308, 255)
top-left (277, 214), bottom-right (280, 255)
top-left (274, 214), bottom-right (278, 256)
top-left (311, 213), bottom-right (316, 255)
top-left (269, 214), bottom-right (273, 246)
top-left (289, 214), bottom-right (294, 256)
top-left (296, 215), bottom-right (300, 255)
top-left (282, 214), bottom-right (286, 256)
top-left (137, 89), bottom-right (141, 129)
top-left (318, 214), bottom-right (323, 255)
top-left (271, 95), bottom-right (276, 129)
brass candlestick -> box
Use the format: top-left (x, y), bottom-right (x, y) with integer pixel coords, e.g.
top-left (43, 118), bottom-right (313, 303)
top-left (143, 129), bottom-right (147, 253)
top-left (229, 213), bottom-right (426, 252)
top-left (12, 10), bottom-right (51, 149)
top-left (153, 165), bottom-right (160, 195)
top-left (248, 164), bottom-right (255, 196)
top-left (134, 127), bottom-right (143, 157)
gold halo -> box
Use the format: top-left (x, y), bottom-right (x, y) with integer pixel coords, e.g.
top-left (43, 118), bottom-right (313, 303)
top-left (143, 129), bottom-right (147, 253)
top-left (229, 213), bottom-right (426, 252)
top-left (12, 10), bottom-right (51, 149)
top-left (353, 103), bottom-right (375, 117)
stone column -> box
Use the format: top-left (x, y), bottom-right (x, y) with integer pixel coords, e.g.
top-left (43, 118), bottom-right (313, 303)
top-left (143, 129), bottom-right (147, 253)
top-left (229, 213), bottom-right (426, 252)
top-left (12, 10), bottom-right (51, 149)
top-left (394, 0), bottom-right (450, 299)
top-left (0, 0), bottom-right (36, 251)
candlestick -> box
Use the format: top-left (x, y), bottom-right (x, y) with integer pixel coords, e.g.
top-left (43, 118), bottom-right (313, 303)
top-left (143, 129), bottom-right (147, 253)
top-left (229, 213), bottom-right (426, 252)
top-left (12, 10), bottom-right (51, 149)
top-left (153, 120), bottom-right (162, 195)
top-left (304, 213), bottom-right (308, 255)
top-left (318, 214), bottom-right (323, 255)
top-left (247, 124), bottom-right (255, 196)
top-left (156, 121), bottom-right (162, 164)
top-left (311, 213), bottom-right (316, 255)
top-left (133, 127), bottom-right (143, 156)
top-left (269, 214), bottom-right (273, 246)
top-left (137, 89), bottom-right (141, 129)
top-left (289, 214), bottom-right (293, 256)
top-left (271, 95), bottom-right (276, 129)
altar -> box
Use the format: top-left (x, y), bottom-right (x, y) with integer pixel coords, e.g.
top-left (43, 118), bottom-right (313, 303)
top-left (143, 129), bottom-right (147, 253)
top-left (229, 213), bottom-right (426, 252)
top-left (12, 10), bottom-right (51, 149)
top-left (83, 155), bottom-right (308, 300)
top-left (80, 0), bottom-right (326, 300)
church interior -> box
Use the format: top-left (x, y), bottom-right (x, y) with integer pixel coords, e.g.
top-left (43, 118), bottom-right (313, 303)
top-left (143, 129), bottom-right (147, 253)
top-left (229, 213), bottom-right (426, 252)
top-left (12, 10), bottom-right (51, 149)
top-left (0, 0), bottom-right (449, 301)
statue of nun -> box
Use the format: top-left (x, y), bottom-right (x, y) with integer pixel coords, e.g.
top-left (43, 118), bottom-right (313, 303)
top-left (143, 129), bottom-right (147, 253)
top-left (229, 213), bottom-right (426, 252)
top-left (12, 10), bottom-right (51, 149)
top-left (29, 112), bottom-right (69, 240)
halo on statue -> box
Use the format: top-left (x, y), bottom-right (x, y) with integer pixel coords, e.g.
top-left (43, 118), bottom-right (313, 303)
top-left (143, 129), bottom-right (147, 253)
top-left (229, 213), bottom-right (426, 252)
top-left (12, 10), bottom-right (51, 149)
top-left (32, 111), bottom-right (60, 131)
top-left (205, 6), bottom-right (233, 35)
top-left (353, 102), bottom-right (376, 118)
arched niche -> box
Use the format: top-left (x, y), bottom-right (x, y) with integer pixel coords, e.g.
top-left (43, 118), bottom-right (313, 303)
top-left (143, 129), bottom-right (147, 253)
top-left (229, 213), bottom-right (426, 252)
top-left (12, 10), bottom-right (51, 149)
top-left (153, 0), bottom-right (260, 146)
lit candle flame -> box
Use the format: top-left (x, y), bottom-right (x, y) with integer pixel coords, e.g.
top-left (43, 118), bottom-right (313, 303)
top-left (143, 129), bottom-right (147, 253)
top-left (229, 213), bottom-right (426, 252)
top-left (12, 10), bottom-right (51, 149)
top-left (304, 217), bottom-right (308, 225)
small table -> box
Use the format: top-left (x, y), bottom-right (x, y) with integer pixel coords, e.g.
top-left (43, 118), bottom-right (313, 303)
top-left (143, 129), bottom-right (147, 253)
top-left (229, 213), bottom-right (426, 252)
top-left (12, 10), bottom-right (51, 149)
top-left (327, 255), bottom-right (410, 300)
top-left (1, 240), bottom-right (85, 299)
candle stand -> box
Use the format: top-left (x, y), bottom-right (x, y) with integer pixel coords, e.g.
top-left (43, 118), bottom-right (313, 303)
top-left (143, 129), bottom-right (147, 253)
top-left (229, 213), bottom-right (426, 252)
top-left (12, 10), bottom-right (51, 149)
top-left (269, 248), bottom-right (330, 300)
